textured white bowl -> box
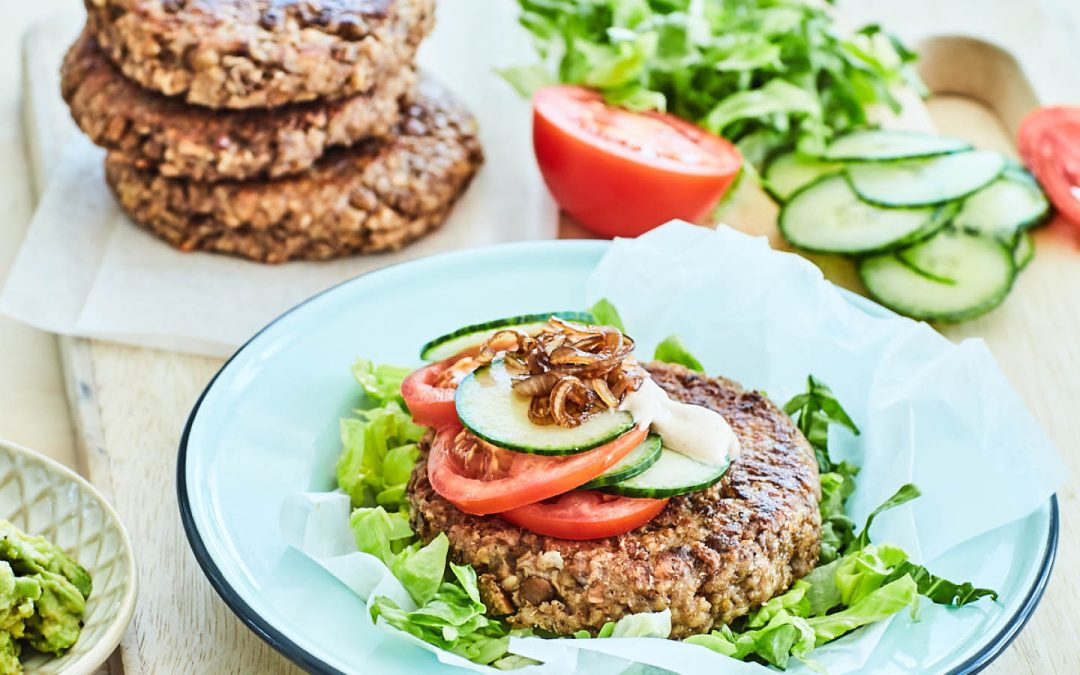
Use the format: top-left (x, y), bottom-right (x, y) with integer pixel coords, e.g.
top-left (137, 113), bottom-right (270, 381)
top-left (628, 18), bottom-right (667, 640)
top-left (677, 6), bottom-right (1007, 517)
top-left (0, 440), bottom-right (136, 675)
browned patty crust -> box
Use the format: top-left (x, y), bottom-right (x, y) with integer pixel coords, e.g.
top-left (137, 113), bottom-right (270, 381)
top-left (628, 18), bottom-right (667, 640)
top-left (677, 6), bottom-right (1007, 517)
top-left (85, 0), bottom-right (434, 109)
top-left (62, 30), bottom-right (416, 182)
top-left (408, 363), bottom-right (822, 639)
top-left (104, 78), bottom-right (482, 263)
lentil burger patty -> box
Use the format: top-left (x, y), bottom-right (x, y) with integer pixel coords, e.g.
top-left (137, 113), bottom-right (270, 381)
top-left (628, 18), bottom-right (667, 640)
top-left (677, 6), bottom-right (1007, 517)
top-left (62, 29), bottom-right (416, 182)
top-left (408, 362), bottom-right (821, 639)
top-left (84, 0), bottom-right (434, 109)
top-left (104, 77), bottom-right (482, 263)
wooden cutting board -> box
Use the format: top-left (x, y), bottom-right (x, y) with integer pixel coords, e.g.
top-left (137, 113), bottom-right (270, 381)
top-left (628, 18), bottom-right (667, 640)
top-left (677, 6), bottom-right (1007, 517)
top-left (21, 1), bottom-right (1080, 673)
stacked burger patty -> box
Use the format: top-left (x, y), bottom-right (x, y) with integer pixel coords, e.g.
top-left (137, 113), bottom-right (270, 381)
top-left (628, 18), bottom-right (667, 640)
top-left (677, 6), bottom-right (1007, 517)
top-left (62, 0), bottom-right (483, 263)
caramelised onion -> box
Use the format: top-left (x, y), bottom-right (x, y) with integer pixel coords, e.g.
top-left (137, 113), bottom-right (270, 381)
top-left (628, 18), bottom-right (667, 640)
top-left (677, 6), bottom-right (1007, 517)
top-left (478, 316), bottom-right (646, 428)
top-left (511, 371), bottom-right (561, 397)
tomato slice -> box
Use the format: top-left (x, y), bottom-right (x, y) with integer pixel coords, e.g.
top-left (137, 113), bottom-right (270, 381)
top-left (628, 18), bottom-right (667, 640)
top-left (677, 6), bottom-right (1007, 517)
top-left (427, 424), bottom-right (648, 515)
top-left (1019, 106), bottom-right (1080, 230)
top-left (499, 490), bottom-right (668, 540)
top-left (400, 357), bottom-right (477, 429)
top-left (532, 85), bottom-right (742, 238)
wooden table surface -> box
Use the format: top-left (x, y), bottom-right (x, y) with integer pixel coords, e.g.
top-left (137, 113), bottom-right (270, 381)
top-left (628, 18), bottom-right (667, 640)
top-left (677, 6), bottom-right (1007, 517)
top-left (3, 1), bottom-right (1080, 674)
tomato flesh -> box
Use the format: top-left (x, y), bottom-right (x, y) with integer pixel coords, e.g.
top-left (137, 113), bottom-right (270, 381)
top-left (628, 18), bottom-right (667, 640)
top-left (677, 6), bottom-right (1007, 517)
top-left (532, 85), bottom-right (742, 238)
top-left (427, 424), bottom-right (648, 515)
top-left (1019, 106), bottom-right (1080, 230)
top-left (499, 490), bottom-right (669, 540)
top-left (400, 358), bottom-right (472, 429)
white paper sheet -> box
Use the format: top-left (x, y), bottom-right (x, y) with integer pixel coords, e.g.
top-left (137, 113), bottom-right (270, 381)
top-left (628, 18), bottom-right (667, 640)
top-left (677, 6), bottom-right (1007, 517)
top-left (2, 3), bottom-right (557, 357)
top-left (281, 222), bottom-right (1065, 674)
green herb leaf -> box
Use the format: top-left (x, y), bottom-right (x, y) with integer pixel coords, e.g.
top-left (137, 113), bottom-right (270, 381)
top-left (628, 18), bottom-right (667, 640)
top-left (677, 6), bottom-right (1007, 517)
top-left (588, 298), bottom-right (626, 332)
top-left (883, 561), bottom-right (999, 606)
top-left (783, 375), bottom-right (859, 473)
top-left (653, 335), bottom-right (704, 372)
top-left (850, 483), bottom-right (921, 552)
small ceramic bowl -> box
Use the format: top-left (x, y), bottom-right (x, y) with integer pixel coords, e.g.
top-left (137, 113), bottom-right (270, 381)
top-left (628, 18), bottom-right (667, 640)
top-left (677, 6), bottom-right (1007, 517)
top-left (0, 440), bottom-right (136, 675)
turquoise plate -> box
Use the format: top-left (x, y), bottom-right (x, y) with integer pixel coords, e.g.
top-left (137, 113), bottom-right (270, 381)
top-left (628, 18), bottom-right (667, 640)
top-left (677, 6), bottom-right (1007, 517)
top-left (178, 240), bottom-right (1056, 674)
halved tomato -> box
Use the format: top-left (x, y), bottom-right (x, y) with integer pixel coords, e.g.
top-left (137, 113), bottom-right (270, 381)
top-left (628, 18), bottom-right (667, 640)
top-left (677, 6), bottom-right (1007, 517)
top-left (533, 85), bottom-right (742, 238)
top-left (499, 490), bottom-right (668, 540)
top-left (427, 424), bottom-right (648, 515)
top-left (1019, 106), bottom-right (1080, 230)
top-left (400, 356), bottom-right (478, 428)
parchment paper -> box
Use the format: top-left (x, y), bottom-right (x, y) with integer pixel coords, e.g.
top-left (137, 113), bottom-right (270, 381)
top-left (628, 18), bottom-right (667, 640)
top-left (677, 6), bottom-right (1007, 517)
top-left (281, 222), bottom-right (1065, 674)
top-left (2, 2), bottom-right (557, 357)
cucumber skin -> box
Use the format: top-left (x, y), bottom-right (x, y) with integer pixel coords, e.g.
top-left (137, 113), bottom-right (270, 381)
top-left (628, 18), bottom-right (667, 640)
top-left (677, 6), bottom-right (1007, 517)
top-left (455, 364), bottom-right (636, 456)
top-left (580, 435), bottom-right (663, 489)
top-left (1014, 233), bottom-right (1035, 271)
top-left (844, 154), bottom-right (1005, 208)
top-left (858, 239), bottom-right (1017, 323)
top-left (420, 311), bottom-right (595, 361)
top-left (761, 147), bottom-right (839, 203)
top-left (778, 173), bottom-right (956, 256)
top-left (820, 130), bottom-right (973, 163)
top-left (598, 453), bottom-right (731, 499)
top-left (955, 168), bottom-right (1052, 245)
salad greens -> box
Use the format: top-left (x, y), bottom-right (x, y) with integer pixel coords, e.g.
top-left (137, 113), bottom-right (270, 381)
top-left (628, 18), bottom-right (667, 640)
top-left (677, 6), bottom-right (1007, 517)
top-left (501, 0), bottom-right (923, 161)
top-left (671, 372), bottom-right (997, 669)
top-left (337, 363), bottom-right (528, 665)
top-left (337, 330), bottom-right (996, 671)
top-left (335, 361), bottom-right (425, 510)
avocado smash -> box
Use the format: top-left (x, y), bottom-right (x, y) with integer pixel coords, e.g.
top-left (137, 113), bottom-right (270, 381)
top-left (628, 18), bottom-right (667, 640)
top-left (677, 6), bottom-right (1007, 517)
top-left (0, 521), bottom-right (91, 674)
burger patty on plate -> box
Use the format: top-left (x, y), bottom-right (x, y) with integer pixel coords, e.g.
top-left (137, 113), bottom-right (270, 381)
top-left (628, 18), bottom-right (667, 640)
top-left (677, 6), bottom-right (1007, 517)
top-left (408, 362), bottom-right (822, 639)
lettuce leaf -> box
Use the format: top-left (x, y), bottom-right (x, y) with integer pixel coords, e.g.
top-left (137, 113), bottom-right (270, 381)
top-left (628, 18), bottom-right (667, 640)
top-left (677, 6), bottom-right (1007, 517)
top-left (371, 563), bottom-right (514, 665)
top-left (336, 400), bottom-right (425, 509)
top-left (352, 359), bottom-right (412, 405)
top-left (653, 335), bottom-right (704, 372)
top-left (806, 574), bottom-right (918, 645)
top-left (348, 506), bottom-right (413, 565)
top-left (687, 610), bottom-right (816, 669)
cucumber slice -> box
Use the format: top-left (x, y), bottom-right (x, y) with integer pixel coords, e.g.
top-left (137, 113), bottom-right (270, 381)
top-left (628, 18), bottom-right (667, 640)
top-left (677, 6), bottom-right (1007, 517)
top-left (846, 151), bottom-right (1006, 207)
top-left (821, 130), bottom-right (971, 162)
top-left (580, 434), bottom-right (662, 489)
top-left (420, 311), bottom-right (594, 361)
top-left (456, 360), bottom-right (635, 455)
top-left (860, 229), bottom-right (1016, 322)
top-left (763, 151), bottom-right (842, 202)
top-left (953, 168), bottom-right (1050, 244)
top-left (1014, 231), bottom-right (1035, 270)
top-left (599, 447), bottom-right (730, 498)
top-left (779, 173), bottom-right (954, 255)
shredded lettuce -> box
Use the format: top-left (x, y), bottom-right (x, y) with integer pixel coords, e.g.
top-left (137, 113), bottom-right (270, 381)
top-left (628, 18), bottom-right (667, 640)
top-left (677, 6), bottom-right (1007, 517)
top-left (653, 335), bottom-right (704, 372)
top-left (503, 0), bottom-right (922, 161)
top-left (689, 378), bottom-right (997, 669)
top-left (335, 360), bottom-right (425, 510)
top-left (371, 563), bottom-right (516, 665)
top-left (351, 359), bottom-right (412, 405)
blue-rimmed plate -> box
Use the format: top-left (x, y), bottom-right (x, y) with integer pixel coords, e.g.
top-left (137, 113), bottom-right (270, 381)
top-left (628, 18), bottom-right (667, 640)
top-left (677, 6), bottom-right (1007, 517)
top-left (178, 240), bottom-right (1056, 674)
